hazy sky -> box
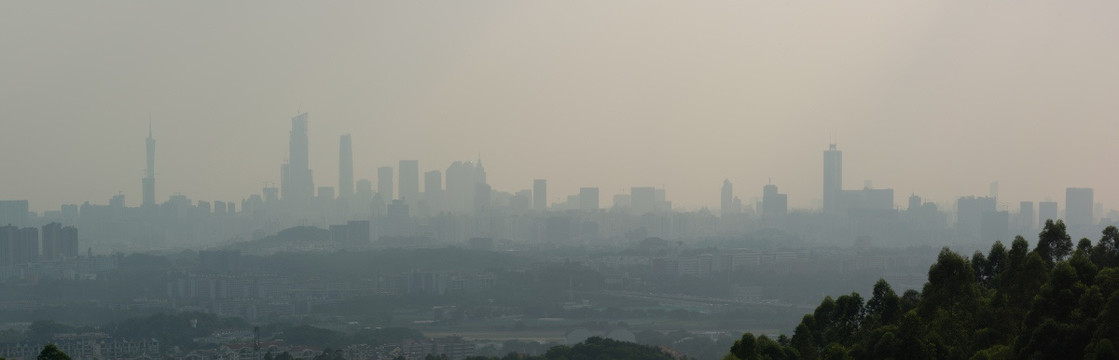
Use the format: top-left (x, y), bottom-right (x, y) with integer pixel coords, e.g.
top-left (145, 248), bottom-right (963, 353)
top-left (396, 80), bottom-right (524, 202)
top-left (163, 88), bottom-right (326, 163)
top-left (2, 1), bottom-right (1116, 213)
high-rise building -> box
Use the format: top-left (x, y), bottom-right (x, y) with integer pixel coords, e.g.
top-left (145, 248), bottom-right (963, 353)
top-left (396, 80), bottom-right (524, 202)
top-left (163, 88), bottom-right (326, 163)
top-left (338, 134), bottom-right (354, 198)
top-left (721, 180), bottom-right (736, 215)
top-left (423, 170), bottom-right (443, 215)
top-left (1066, 188), bottom-right (1094, 227)
top-left (1066, 188), bottom-right (1095, 240)
top-left (41, 222), bottom-right (78, 261)
top-left (823, 144), bottom-right (842, 213)
top-left (579, 187), bottom-right (600, 211)
top-left (631, 187), bottom-right (656, 215)
top-left (445, 161), bottom-right (485, 214)
top-left (142, 122), bottom-right (156, 207)
top-left (377, 166), bottom-right (394, 201)
top-left (908, 195), bottom-right (922, 211)
top-left (425, 170), bottom-right (442, 195)
top-left (317, 186), bottom-right (335, 200)
top-left (533, 179), bottom-right (547, 211)
top-left (399, 160), bottom-right (419, 202)
top-left (1039, 201), bottom-right (1059, 225)
top-left (957, 196), bottom-right (996, 241)
top-left (762, 184), bottom-right (788, 219)
top-left (281, 113), bottom-right (314, 202)
top-left (0, 200), bottom-right (29, 227)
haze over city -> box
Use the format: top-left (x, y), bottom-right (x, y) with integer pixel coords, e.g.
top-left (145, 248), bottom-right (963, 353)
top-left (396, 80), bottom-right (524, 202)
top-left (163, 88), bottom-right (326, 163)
top-left (2, 1), bottom-right (1117, 213)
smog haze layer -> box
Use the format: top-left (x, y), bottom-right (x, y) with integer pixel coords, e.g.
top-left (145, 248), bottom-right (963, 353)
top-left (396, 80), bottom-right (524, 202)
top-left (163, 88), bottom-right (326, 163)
top-left (1, 1), bottom-right (1116, 212)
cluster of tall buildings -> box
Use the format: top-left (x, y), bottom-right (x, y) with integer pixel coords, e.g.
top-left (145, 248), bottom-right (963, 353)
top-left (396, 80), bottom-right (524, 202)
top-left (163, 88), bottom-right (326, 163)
top-left (0, 223), bottom-right (79, 266)
top-left (1, 115), bottom-right (1114, 254)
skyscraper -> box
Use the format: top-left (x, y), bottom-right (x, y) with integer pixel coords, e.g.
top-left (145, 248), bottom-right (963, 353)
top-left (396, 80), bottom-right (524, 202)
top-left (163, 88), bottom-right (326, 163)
top-left (0, 200), bottom-right (29, 227)
top-left (1039, 201), bottom-right (1059, 225)
top-left (424, 170), bottom-right (442, 195)
top-left (823, 144), bottom-right (842, 213)
top-left (631, 187), bottom-right (656, 215)
top-left (142, 121), bottom-right (156, 207)
top-left (1066, 188), bottom-right (1094, 227)
top-left (399, 160), bottom-right (419, 202)
top-left (762, 184), bottom-right (788, 219)
top-left (533, 179), bottom-right (547, 211)
top-left (338, 134), bottom-right (354, 198)
top-left (424, 170), bottom-right (442, 214)
top-left (721, 179), bottom-right (735, 215)
top-left (281, 112), bottom-right (314, 202)
top-left (377, 166), bottom-right (394, 201)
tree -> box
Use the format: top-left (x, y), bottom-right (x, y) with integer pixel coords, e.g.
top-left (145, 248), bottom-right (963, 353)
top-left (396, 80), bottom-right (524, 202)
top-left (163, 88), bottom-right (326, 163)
top-left (1093, 226), bottom-right (1119, 268)
top-left (865, 279), bottom-right (900, 326)
top-left (1037, 220), bottom-right (1073, 263)
top-left (37, 344), bottom-right (71, 360)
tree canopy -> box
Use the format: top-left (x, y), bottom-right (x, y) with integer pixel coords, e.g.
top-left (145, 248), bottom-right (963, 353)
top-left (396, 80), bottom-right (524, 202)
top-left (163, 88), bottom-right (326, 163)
top-left (726, 224), bottom-right (1119, 360)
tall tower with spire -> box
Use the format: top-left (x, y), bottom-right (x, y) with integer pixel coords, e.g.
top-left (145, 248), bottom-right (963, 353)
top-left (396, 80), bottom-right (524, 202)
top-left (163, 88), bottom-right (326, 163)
top-left (142, 120), bottom-right (156, 207)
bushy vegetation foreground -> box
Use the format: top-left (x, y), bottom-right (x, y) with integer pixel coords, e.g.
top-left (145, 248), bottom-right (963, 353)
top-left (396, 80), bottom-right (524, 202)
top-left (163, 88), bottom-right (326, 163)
top-left (727, 221), bottom-right (1119, 360)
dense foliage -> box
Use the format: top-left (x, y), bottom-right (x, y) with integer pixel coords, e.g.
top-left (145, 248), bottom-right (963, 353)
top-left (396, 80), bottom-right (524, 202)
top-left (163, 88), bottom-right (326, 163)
top-left (464, 337), bottom-right (675, 360)
top-left (727, 221), bottom-right (1119, 360)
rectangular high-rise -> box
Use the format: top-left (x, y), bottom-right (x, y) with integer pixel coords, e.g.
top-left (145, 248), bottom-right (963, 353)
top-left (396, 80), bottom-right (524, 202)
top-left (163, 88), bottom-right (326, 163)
top-left (533, 179), bottom-right (547, 211)
top-left (143, 122), bottom-right (156, 207)
top-left (338, 134), bottom-right (354, 198)
top-left (399, 160), bottom-right (419, 202)
top-left (281, 113), bottom-right (314, 202)
top-left (41, 222), bottom-right (78, 261)
top-left (762, 184), bottom-right (788, 219)
top-left (1066, 188), bottom-right (1094, 227)
top-left (1039, 201), bottom-right (1059, 225)
top-left (721, 180), bottom-right (735, 215)
top-left (823, 144), bottom-right (842, 213)
top-left (377, 166), bottom-right (394, 201)
top-left (0, 200), bottom-right (29, 227)
top-left (631, 187), bottom-right (656, 215)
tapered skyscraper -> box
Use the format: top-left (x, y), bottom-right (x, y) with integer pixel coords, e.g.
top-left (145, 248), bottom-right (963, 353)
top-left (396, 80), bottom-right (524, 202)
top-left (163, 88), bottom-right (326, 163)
top-left (339, 134), bottom-right (354, 198)
top-left (281, 112), bottom-right (314, 201)
top-left (142, 121), bottom-right (156, 207)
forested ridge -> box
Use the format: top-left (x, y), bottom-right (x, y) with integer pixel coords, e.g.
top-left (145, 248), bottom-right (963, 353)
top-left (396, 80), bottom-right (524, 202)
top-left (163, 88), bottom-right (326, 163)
top-left (726, 220), bottom-right (1119, 360)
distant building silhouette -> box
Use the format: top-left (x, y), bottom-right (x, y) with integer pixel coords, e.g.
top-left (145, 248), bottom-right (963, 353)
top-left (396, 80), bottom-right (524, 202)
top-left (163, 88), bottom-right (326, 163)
top-left (378, 166), bottom-right (394, 201)
top-left (1066, 188), bottom-right (1094, 227)
top-left (823, 144), bottom-right (842, 213)
top-left (762, 184), bottom-right (788, 219)
top-left (142, 122), bottom-right (156, 207)
top-left (1039, 201), bottom-right (1059, 225)
top-left (338, 134), bottom-right (354, 198)
top-left (579, 187), bottom-right (599, 211)
top-left (533, 179), bottom-right (547, 211)
top-left (1066, 187), bottom-right (1094, 240)
top-left (631, 187), bottom-right (656, 215)
top-left (281, 113), bottom-right (314, 202)
top-left (41, 222), bottom-right (78, 261)
top-left (0, 200), bottom-right (29, 227)
top-left (721, 180), bottom-right (734, 215)
top-left (956, 196), bottom-right (998, 242)
top-left (399, 160), bottom-right (419, 202)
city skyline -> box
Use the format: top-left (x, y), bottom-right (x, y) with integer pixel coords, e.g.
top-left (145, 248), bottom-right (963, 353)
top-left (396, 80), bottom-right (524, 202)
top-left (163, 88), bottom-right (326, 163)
top-left (1, 2), bottom-right (1116, 213)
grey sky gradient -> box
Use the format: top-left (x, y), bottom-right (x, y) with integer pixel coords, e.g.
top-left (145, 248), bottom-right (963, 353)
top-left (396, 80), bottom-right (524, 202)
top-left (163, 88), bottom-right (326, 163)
top-left (2, 1), bottom-right (1116, 213)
